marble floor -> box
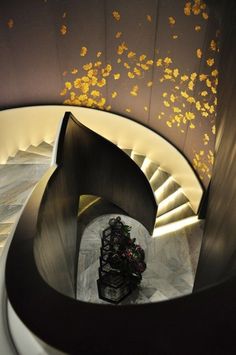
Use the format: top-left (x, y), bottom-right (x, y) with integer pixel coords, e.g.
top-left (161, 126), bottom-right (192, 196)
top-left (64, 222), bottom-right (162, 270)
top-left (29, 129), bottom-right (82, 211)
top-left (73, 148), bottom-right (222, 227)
top-left (0, 143), bottom-right (53, 256)
top-left (77, 214), bottom-right (204, 304)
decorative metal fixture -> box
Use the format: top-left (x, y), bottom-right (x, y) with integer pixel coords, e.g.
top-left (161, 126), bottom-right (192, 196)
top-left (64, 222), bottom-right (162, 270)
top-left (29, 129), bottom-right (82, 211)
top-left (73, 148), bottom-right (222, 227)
top-left (97, 216), bottom-right (146, 304)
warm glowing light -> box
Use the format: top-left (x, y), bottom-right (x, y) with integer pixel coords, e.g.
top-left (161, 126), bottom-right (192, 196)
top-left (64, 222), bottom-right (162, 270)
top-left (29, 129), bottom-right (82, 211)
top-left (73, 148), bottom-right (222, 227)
top-left (156, 202), bottom-right (191, 224)
top-left (157, 188), bottom-right (184, 215)
top-left (153, 216), bottom-right (199, 238)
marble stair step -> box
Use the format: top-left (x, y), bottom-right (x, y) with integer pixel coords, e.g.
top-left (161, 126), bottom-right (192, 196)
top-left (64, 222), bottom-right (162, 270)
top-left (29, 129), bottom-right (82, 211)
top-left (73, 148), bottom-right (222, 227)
top-left (153, 215), bottom-right (199, 238)
top-left (155, 178), bottom-right (180, 204)
top-left (26, 141), bottom-right (53, 157)
top-left (131, 153), bottom-right (145, 168)
top-left (157, 190), bottom-right (189, 216)
top-left (0, 223), bottom-right (14, 235)
top-left (142, 160), bottom-right (159, 180)
top-left (121, 148), bottom-right (133, 157)
top-left (6, 150), bottom-right (51, 164)
top-left (0, 204), bottom-right (22, 223)
top-left (150, 169), bottom-right (170, 192)
top-left (155, 202), bottom-right (195, 227)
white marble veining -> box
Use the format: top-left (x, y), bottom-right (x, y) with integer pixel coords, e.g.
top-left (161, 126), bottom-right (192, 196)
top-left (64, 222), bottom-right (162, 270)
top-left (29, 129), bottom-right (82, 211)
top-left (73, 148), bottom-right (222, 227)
top-left (76, 214), bottom-right (204, 305)
top-left (0, 142), bottom-right (53, 256)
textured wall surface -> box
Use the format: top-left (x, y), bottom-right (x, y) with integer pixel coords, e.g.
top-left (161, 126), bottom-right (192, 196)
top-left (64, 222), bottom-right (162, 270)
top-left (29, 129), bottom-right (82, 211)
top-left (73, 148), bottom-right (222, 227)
top-left (194, 1), bottom-right (236, 289)
top-left (0, 0), bottom-right (220, 186)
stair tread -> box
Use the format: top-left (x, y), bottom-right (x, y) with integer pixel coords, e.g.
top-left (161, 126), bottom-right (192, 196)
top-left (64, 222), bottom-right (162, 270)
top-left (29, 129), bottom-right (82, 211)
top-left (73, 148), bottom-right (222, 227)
top-left (142, 160), bottom-right (159, 180)
top-left (7, 150), bottom-right (51, 164)
top-left (156, 203), bottom-right (195, 227)
top-left (155, 178), bottom-right (180, 204)
top-left (26, 141), bottom-right (53, 157)
top-left (131, 153), bottom-right (145, 168)
top-left (150, 169), bottom-right (170, 192)
top-left (157, 190), bottom-right (188, 216)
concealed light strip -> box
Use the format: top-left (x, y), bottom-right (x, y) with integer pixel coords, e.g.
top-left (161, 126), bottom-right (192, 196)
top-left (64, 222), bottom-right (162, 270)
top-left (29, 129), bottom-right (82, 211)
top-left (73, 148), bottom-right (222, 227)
top-left (157, 188), bottom-right (184, 215)
top-left (153, 215), bottom-right (199, 238)
top-left (155, 202), bottom-right (191, 225)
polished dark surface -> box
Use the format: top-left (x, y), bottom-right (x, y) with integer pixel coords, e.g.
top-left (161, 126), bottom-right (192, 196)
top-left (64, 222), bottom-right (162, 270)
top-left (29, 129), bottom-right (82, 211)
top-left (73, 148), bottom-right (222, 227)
top-left (194, 1), bottom-right (236, 290)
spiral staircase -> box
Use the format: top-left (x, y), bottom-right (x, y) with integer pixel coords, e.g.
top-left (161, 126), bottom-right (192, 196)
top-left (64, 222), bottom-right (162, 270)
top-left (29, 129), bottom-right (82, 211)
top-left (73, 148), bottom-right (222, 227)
top-left (0, 126), bottom-right (203, 301)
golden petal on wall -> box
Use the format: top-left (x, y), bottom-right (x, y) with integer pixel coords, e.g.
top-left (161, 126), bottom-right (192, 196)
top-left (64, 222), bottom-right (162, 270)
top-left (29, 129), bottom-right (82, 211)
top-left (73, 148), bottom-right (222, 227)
top-left (210, 40), bottom-right (217, 51)
top-left (211, 69), bottom-right (218, 77)
top-left (112, 11), bottom-right (121, 21)
top-left (113, 73), bottom-right (120, 80)
top-left (91, 90), bottom-right (100, 97)
top-left (184, 2), bottom-right (191, 16)
top-left (195, 25), bottom-right (201, 32)
top-left (115, 32), bottom-right (122, 39)
top-left (181, 75), bottom-right (189, 81)
top-left (71, 68), bottom-right (78, 74)
top-left (199, 73), bottom-right (208, 81)
top-left (164, 57), bottom-right (172, 65)
top-left (146, 15), bottom-right (152, 22)
top-left (65, 82), bottom-right (72, 90)
top-left (196, 48), bottom-right (202, 58)
top-left (7, 19), bottom-right (14, 29)
top-left (190, 72), bottom-right (197, 81)
top-left (83, 63), bottom-right (93, 71)
top-left (112, 91), bottom-right (117, 98)
top-left (139, 54), bottom-right (147, 62)
top-left (128, 72), bottom-right (135, 79)
top-left (156, 58), bottom-right (163, 67)
top-left (202, 12), bottom-right (209, 20)
top-left (206, 58), bottom-right (214, 66)
top-left (173, 69), bottom-right (179, 78)
top-left (80, 47), bottom-right (88, 57)
top-left (60, 88), bottom-right (67, 96)
top-left (127, 51), bottom-right (136, 58)
top-left (172, 35), bottom-right (178, 39)
top-left (147, 81), bottom-right (153, 87)
top-left (164, 101), bottom-right (170, 107)
top-left (60, 24), bottom-right (67, 35)
top-left (168, 16), bottom-right (176, 25)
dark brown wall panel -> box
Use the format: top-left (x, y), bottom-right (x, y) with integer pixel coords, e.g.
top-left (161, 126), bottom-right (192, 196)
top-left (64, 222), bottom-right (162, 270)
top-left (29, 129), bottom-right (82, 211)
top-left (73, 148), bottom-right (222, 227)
top-left (194, 1), bottom-right (236, 289)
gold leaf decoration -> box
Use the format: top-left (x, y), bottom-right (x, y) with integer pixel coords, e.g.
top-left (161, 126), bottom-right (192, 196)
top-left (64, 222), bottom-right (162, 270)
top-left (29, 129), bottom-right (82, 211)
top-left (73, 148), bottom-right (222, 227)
top-left (130, 85), bottom-right (139, 96)
top-left (60, 24), bottom-right (67, 35)
top-left (115, 32), bottom-right (122, 39)
top-left (206, 58), bottom-right (214, 67)
top-left (146, 15), bottom-right (152, 22)
top-left (195, 25), bottom-right (201, 32)
top-left (80, 47), bottom-right (88, 57)
top-left (168, 16), bottom-right (176, 26)
top-left (196, 48), bottom-right (202, 59)
top-left (112, 11), bottom-right (121, 21)
top-left (113, 73), bottom-right (120, 80)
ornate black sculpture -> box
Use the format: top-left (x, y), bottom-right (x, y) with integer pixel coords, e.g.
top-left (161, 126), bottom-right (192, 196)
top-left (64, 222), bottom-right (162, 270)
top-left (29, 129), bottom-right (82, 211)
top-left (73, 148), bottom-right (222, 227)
top-left (97, 216), bottom-right (146, 304)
